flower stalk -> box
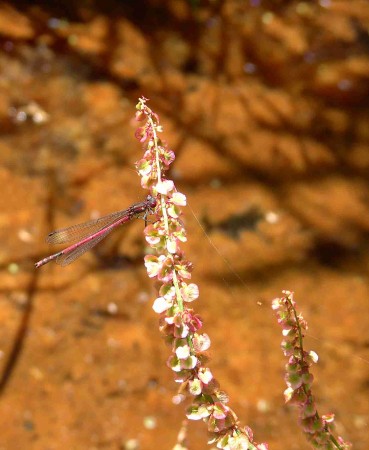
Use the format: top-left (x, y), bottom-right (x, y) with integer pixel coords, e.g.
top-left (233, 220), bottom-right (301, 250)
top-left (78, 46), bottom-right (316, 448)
top-left (134, 97), bottom-right (267, 450)
top-left (272, 291), bottom-right (351, 450)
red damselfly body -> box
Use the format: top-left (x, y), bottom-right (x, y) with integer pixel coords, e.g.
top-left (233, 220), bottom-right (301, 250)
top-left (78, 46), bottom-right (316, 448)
top-left (35, 195), bottom-right (157, 268)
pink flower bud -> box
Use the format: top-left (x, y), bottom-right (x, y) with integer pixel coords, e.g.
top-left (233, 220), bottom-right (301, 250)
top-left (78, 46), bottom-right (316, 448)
top-left (135, 110), bottom-right (145, 122)
top-left (172, 393), bottom-right (186, 405)
top-left (135, 126), bottom-right (148, 142)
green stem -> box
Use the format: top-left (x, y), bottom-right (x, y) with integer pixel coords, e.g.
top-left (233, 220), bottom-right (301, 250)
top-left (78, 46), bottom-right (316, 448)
top-left (148, 112), bottom-right (184, 312)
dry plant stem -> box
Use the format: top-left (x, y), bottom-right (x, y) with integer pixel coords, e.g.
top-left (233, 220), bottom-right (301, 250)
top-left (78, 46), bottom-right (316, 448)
top-left (272, 291), bottom-right (352, 450)
top-left (135, 97), bottom-right (268, 450)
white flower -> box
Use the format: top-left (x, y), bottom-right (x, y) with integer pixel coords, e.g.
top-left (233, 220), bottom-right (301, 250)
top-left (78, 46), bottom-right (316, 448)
top-left (156, 179), bottom-right (174, 195)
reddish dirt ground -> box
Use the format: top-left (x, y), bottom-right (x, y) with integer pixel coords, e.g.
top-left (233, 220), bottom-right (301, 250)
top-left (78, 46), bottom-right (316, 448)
top-left (0, 1), bottom-right (368, 449)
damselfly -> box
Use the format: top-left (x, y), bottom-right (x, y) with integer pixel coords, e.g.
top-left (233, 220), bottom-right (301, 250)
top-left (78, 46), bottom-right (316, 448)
top-left (35, 195), bottom-right (156, 268)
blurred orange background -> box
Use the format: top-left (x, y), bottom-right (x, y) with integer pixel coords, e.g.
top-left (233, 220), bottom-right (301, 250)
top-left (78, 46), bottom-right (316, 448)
top-left (0, 1), bottom-right (368, 449)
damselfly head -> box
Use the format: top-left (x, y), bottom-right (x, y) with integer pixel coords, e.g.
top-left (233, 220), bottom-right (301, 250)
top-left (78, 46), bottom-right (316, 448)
top-left (147, 195), bottom-right (157, 209)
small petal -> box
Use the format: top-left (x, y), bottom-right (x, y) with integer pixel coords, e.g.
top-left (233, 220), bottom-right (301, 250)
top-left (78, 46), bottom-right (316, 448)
top-left (167, 238), bottom-right (178, 254)
top-left (160, 284), bottom-right (176, 300)
top-left (186, 404), bottom-right (210, 420)
top-left (227, 435), bottom-right (250, 450)
top-left (322, 413), bottom-right (335, 423)
top-left (135, 158), bottom-right (152, 176)
top-left (181, 283), bottom-right (199, 302)
top-left (135, 110), bottom-right (145, 122)
top-left (176, 345), bottom-right (190, 359)
top-left (193, 333), bottom-right (211, 352)
top-left (144, 255), bottom-right (159, 277)
top-left (156, 179), bottom-right (174, 195)
top-left (189, 379), bottom-right (202, 396)
top-left (286, 372), bottom-right (302, 390)
top-left (140, 174), bottom-right (151, 189)
top-left (257, 444), bottom-right (269, 450)
top-left (171, 192), bottom-right (187, 206)
top-left (198, 368), bottom-right (213, 384)
top-left (271, 298), bottom-right (281, 310)
top-left (181, 355), bottom-right (197, 369)
top-left (145, 231), bottom-right (162, 245)
top-left (162, 149), bottom-right (175, 166)
top-left (176, 262), bottom-right (192, 279)
top-left (215, 390), bottom-right (228, 403)
top-left (284, 386), bottom-right (294, 402)
top-left (168, 203), bottom-right (181, 219)
top-left (282, 328), bottom-right (293, 337)
top-left (172, 394), bottom-right (186, 405)
top-left (212, 402), bottom-right (229, 420)
top-left (156, 256), bottom-right (174, 282)
top-left (308, 350), bottom-right (319, 364)
top-left (182, 311), bottom-right (203, 332)
top-left (153, 297), bottom-right (171, 313)
top-left (168, 355), bottom-right (182, 372)
top-left (174, 228), bottom-right (187, 243)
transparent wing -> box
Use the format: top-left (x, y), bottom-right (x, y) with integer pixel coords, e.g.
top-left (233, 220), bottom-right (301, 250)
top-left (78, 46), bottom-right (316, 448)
top-left (55, 228), bottom-right (112, 266)
top-left (47, 209), bottom-right (131, 245)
